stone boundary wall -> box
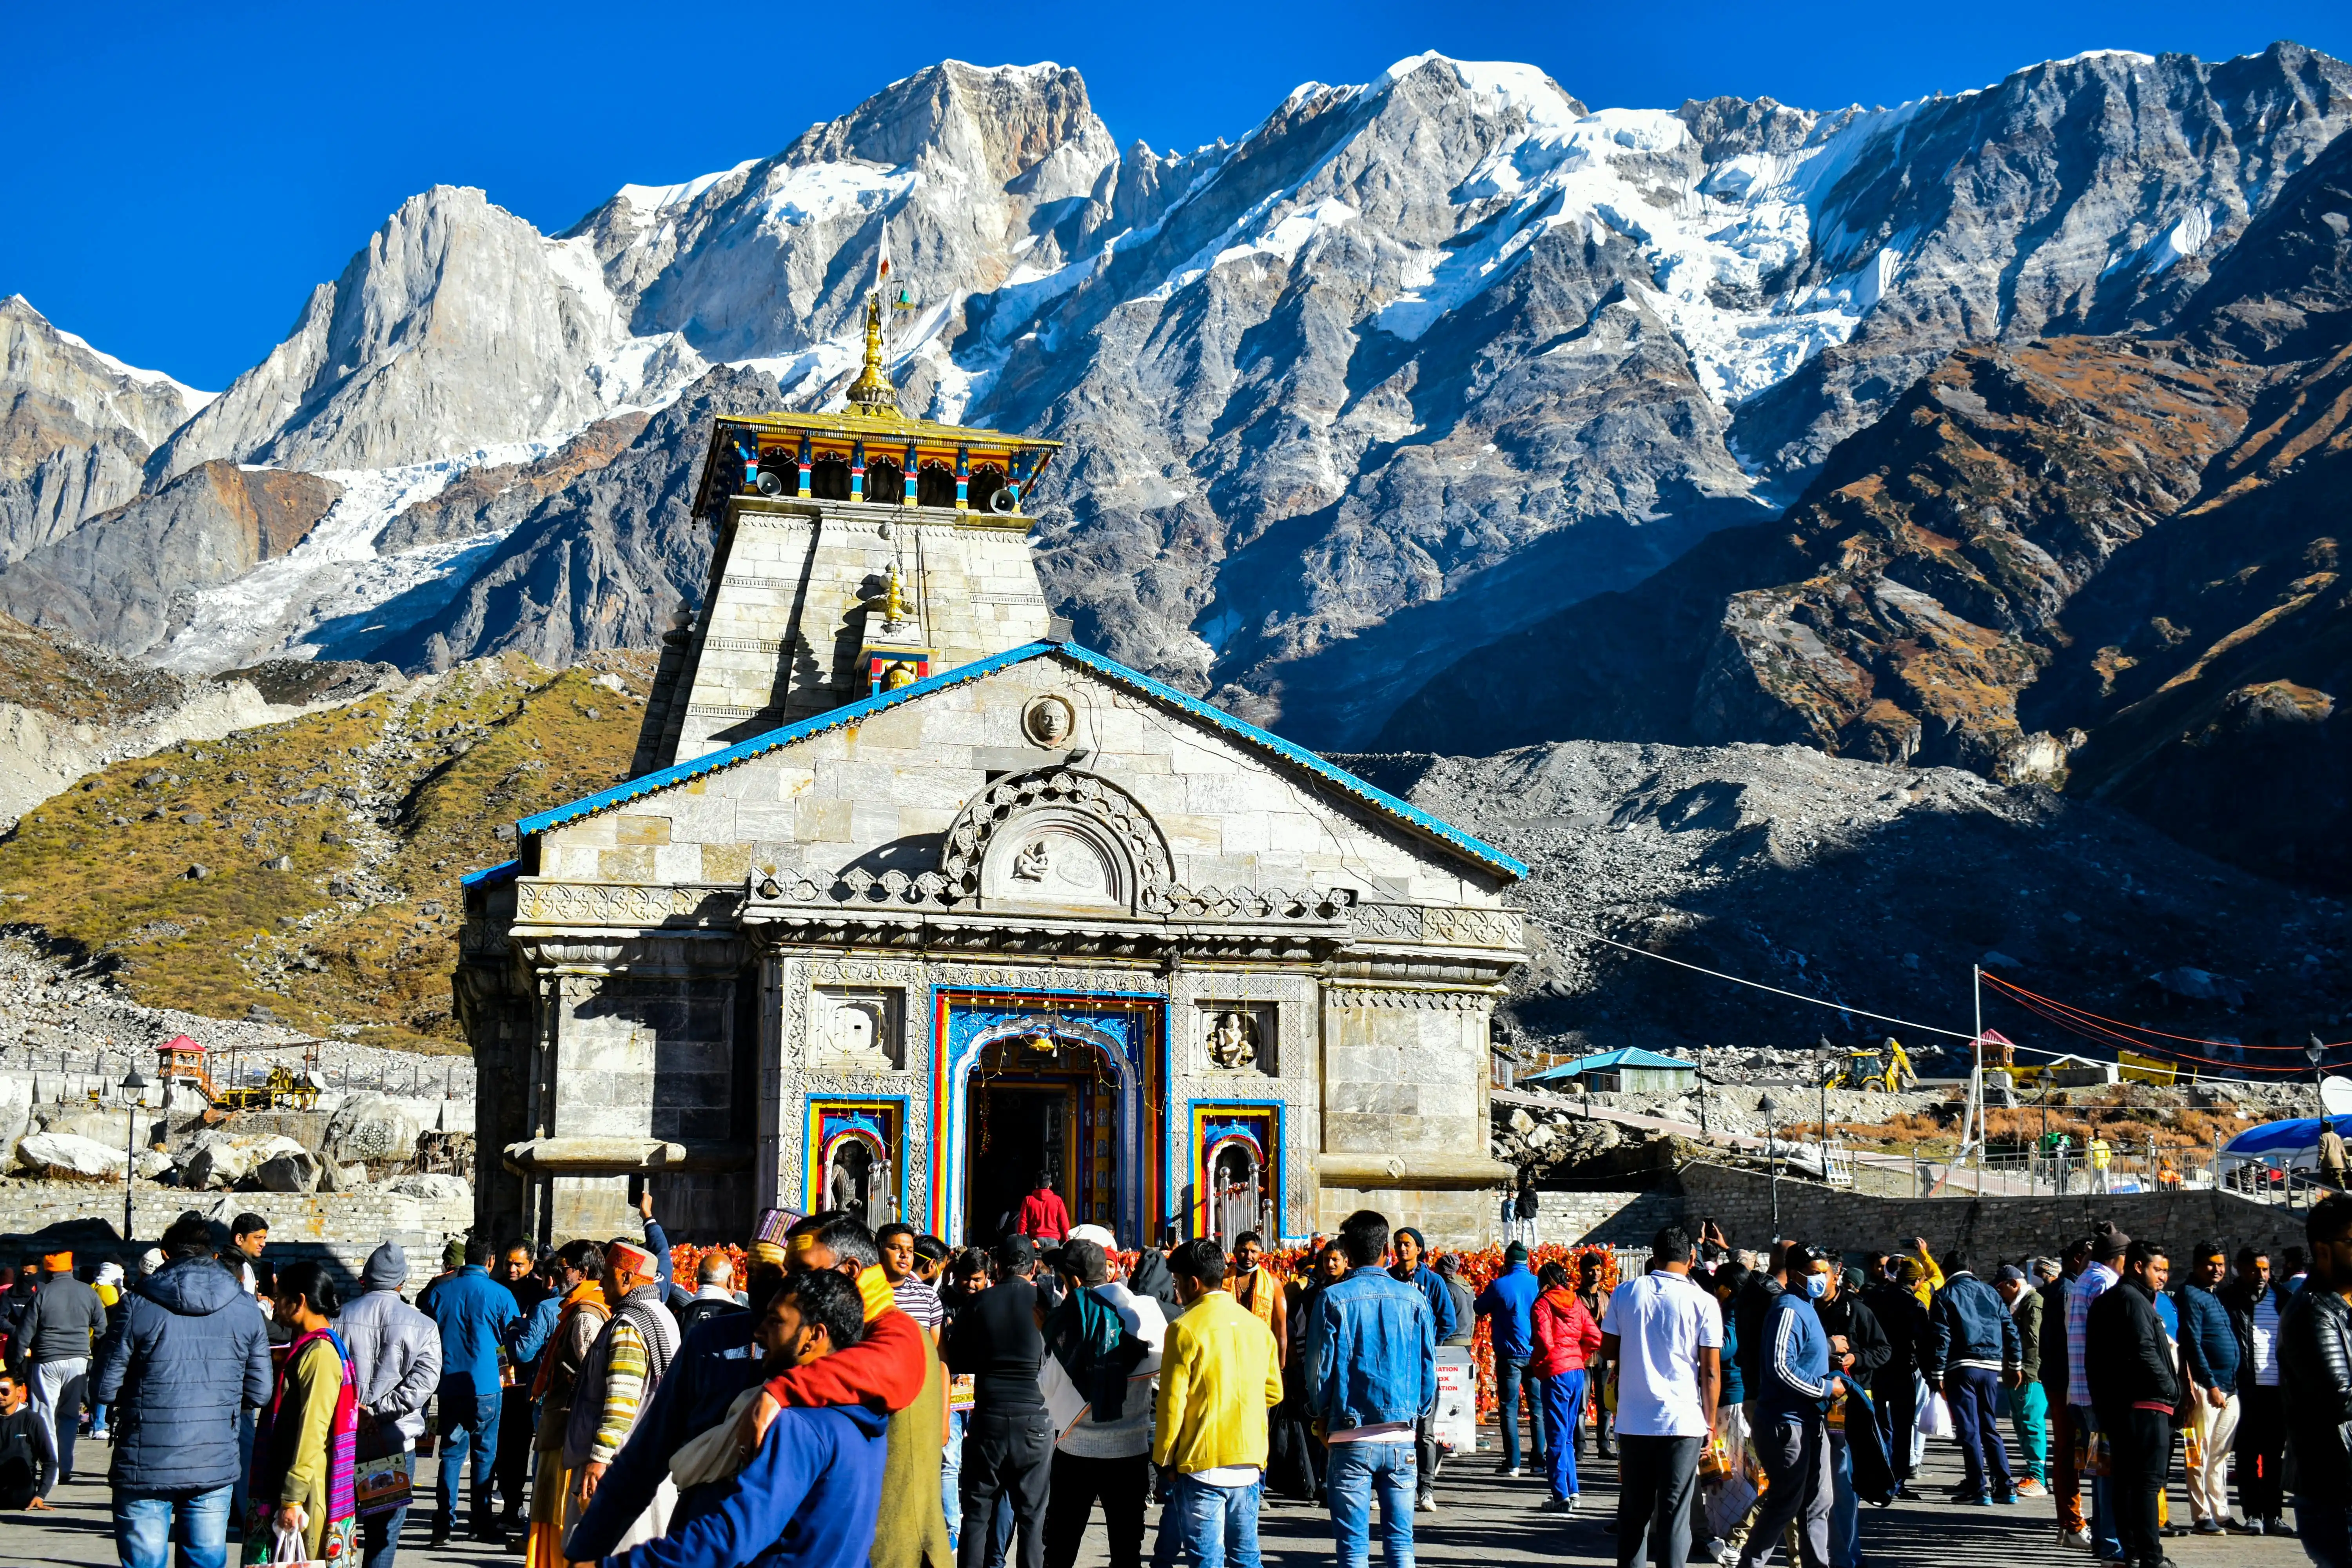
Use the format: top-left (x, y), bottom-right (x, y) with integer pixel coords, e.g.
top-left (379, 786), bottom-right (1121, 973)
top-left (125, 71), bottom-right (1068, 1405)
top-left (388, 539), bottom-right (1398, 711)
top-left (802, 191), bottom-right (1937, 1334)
top-left (1515, 1189), bottom-right (1684, 1249)
top-left (0, 1186), bottom-right (472, 1298)
top-left (1674, 1162), bottom-right (2310, 1265)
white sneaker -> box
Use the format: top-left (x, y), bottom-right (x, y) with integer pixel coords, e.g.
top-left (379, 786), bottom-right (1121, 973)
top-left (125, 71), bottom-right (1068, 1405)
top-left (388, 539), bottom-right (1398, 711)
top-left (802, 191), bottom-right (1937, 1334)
top-left (1506, 1465), bottom-right (1523, 1478)
top-left (1416, 1496), bottom-right (1439, 1513)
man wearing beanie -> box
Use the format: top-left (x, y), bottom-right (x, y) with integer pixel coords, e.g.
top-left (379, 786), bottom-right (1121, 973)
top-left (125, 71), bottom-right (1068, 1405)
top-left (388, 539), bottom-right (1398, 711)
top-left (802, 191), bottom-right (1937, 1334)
top-left (1390, 1228), bottom-right (1459, 1510)
top-left (1474, 1241), bottom-right (1546, 1476)
top-left (339, 1242), bottom-right (443, 1568)
top-left (2063, 1223), bottom-right (2128, 1558)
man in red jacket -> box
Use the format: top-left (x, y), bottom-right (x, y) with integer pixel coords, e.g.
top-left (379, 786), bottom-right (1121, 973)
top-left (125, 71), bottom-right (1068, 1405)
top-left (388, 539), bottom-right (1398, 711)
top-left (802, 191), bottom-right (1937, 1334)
top-left (1014, 1174), bottom-right (1071, 1245)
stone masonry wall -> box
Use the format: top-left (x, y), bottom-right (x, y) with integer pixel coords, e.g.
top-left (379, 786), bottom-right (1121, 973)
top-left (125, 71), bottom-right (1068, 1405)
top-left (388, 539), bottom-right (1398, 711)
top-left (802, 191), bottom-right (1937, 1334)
top-left (0, 1187), bottom-right (473, 1298)
top-left (1675, 1163), bottom-right (2310, 1266)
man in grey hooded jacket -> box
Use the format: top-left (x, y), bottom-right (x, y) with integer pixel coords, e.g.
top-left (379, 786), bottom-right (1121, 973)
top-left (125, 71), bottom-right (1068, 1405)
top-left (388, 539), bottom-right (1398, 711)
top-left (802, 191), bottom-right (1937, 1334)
top-left (339, 1243), bottom-right (444, 1568)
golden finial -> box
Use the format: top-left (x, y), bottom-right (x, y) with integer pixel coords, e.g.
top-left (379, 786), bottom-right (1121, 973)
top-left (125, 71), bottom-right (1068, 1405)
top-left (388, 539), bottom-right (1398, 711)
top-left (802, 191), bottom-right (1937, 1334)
top-left (846, 292), bottom-right (898, 417)
top-left (881, 562), bottom-right (912, 624)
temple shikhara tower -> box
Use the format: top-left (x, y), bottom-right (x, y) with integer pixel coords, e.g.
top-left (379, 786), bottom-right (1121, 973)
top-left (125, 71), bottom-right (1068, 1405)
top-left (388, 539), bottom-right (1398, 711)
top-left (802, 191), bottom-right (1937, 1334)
top-left (458, 282), bottom-right (1528, 1249)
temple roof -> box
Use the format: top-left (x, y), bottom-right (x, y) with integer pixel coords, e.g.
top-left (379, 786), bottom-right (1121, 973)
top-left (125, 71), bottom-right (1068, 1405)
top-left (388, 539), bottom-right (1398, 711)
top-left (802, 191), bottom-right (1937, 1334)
top-left (501, 641), bottom-right (1526, 880)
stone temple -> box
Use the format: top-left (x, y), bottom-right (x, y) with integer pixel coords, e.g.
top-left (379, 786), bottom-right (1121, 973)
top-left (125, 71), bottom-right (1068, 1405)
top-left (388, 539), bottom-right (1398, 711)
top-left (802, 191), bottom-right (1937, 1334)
top-left (459, 294), bottom-right (1526, 1250)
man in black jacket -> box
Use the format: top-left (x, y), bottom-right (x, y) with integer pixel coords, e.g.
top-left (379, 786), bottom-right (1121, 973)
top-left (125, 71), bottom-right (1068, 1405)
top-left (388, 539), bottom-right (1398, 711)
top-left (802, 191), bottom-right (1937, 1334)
top-left (1816, 1262), bottom-right (1891, 1567)
top-left (2280, 1194), bottom-right (2352, 1561)
top-left (1860, 1263), bottom-right (1926, 1500)
top-left (2086, 1240), bottom-right (2181, 1568)
top-left (945, 1236), bottom-right (1050, 1568)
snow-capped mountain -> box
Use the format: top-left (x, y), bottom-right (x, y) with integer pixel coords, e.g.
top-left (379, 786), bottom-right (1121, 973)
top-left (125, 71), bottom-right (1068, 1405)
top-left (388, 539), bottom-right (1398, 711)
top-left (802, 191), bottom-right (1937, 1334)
top-left (4, 46), bottom-right (2349, 746)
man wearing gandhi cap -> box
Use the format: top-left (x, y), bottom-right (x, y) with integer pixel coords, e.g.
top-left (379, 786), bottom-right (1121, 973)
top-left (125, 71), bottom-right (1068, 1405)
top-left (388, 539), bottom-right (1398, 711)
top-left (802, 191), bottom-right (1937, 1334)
top-left (563, 1240), bottom-right (682, 1553)
top-left (20, 1249), bottom-right (107, 1502)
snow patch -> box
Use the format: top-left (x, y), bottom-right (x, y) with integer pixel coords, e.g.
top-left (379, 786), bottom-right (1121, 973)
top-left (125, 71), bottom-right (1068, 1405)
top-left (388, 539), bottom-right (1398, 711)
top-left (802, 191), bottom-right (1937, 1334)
top-left (613, 158), bottom-right (760, 214)
top-left (2146, 205), bottom-right (2214, 272)
top-left (47, 323), bottom-right (218, 413)
top-left (153, 438), bottom-right (569, 674)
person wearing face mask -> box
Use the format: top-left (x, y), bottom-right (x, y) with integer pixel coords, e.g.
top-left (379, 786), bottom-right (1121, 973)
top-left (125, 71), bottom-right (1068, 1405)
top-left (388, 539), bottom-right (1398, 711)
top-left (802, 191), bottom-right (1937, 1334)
top-left (1735, 1245), bottom-right (1844, 1568)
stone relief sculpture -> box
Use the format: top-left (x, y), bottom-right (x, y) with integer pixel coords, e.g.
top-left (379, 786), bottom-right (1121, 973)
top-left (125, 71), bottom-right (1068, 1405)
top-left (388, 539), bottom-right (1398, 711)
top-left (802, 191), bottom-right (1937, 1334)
top-left (812, 987), bottom-right (898, 1069)
top-left (1023, 694), bottom-right (1075, 747)
top-left (1205, 1007), bottom-right (1263, 1070)
top-left (1012, 839), bottom-right (1052, 882)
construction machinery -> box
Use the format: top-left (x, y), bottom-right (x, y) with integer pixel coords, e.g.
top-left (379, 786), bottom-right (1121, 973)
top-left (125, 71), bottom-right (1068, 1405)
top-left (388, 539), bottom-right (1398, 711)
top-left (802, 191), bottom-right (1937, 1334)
top-left (1832, 1036), bottom-right (1917, 1094)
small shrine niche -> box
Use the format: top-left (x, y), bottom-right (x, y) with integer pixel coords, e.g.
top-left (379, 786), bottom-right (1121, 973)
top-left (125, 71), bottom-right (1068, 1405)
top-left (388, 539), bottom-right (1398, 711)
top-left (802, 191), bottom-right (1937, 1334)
top-left (811, 987), bottom-right (903, 1071)
top-left (1198, 1002), bottom-right (1275, 1074)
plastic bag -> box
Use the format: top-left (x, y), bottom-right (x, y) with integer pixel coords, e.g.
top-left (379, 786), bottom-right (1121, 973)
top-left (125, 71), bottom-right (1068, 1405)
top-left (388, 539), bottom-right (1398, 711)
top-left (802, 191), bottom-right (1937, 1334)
top-left (1706, 1468), bottom-right (1760, 1539)
top-left (1915, 1392), bottom-right (1953, 1440)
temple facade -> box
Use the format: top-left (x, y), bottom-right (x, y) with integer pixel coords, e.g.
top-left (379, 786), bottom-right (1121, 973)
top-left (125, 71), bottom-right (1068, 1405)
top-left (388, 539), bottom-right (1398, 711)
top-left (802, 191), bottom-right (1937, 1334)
top-left (458, 301), bottom-right (1526, 1249)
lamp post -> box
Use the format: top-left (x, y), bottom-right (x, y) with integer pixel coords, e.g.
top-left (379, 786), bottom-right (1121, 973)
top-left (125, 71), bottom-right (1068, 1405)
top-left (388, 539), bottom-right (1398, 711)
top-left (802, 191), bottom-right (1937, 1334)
top-left (120, 1061), bottom-right (149, 1242)
top-left (1816, 1036), bottom-right (1833, 1147)
top-left (1761, 1091), bottom-right (1782, 1239)
top-left (2312, 1034), bottom-right (2328, 1116)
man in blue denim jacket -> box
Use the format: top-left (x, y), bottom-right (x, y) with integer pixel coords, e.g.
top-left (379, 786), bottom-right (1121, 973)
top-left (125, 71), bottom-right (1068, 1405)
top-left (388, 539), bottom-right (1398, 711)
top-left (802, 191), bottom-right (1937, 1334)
top-left (1304, 1210), bottom-right (1436, 1568)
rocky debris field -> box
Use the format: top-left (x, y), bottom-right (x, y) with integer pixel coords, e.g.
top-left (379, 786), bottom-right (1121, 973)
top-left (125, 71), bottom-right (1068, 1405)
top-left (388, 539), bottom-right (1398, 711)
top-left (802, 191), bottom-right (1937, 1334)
top-left (1341, 740), bottom-right (2352, 1070)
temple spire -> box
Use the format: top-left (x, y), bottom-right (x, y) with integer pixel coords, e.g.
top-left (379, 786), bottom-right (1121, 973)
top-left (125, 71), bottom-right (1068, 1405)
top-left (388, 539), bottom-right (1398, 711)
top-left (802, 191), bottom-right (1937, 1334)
top-left (847, 218), bottom-right (903, 417)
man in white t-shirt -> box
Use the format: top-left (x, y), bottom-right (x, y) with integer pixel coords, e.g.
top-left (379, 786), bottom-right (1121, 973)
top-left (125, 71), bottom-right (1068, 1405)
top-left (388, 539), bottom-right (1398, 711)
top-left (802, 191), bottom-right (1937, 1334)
top-left (1599, 1224), bottom-right (1723, 1568)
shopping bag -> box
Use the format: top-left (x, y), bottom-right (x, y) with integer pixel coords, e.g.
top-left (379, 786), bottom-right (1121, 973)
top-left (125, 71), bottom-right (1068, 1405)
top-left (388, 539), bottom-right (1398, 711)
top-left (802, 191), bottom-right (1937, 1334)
top-left (2075, 1422), bottom-right (2110, 1478)
top-left (1915, 1392), bottom-right (1953, 1440)
top-left (1706, 1468), bottom-right (1760, 1539)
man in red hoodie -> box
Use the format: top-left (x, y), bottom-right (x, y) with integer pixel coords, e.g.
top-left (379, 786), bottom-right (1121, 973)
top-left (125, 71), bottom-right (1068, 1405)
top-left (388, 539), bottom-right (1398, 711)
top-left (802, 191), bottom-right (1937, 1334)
top-left (1014, 1174), bottom-right (1071, 1245)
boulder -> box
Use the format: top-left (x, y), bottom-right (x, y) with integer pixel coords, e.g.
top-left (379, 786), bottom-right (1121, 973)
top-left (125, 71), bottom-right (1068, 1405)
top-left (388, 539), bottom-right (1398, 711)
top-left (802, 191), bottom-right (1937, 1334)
top-left (38, 1107), bottom-right (145, 1146)
top-left (134, 1149), bottom-right (176, 1179)
top-left (320, 1160), bottom-right (370, 1192)
top-left (387, 1172), bottom-right (470, 1202)
top-left (18, 1130), bottom-right (128, 1178)
top-left (0, 1074), bottom-right (31, 1168)
top-left (254, 1150), bottom-right (322, 1193)
top-left (323, 1093), bottom-right (423, 1165)
top-left (183, 1140), bottom-right (260, 1190)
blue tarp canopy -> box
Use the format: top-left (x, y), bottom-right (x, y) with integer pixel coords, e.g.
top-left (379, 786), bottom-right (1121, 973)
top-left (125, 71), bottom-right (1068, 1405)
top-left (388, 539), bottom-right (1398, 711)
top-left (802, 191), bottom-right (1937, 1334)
top-left (2222, 1115), bottom-right (2352, 1157)
top-left (1524, 1048), bottom-right (1696, 1083)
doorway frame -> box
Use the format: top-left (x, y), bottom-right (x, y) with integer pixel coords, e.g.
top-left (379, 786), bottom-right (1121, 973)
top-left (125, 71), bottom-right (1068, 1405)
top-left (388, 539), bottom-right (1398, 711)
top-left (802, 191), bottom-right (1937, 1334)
top-left (933, 986), bottom-right (1162, 1244)
top-left (1186, 1098), bottom-right (1286, 1243)
top-left (804, 1096), bottom-right (910, 1221)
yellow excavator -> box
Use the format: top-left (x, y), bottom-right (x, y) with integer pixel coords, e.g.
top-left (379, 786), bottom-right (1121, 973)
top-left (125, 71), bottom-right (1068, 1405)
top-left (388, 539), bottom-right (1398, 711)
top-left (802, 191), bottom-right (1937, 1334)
top-left (1833, 1036), bottom-right (1917, 1094)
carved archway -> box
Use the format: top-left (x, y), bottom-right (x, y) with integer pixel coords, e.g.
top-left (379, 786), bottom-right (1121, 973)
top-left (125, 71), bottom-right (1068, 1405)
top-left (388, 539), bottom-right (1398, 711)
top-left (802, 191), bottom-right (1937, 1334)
top-left (942, 769), bottom-right (1173, 914)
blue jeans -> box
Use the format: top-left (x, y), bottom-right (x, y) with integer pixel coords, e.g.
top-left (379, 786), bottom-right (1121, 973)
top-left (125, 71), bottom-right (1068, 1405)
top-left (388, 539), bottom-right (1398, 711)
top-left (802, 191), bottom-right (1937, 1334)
top-left (2069, 1406), bottom-right (2123, 1561)
top-left (1325, 1441), bottom-right (1415, 1568)
top-left (115, 1484), bottom-right (232, 1568)
top-left (230, 1407), bottom-right (255, 1537)
top-left (1160, 1472), bottom-right (1263, 1568)
top-left (944, 1408), bottom-right (966, 1549)
top-left (1541, 1372), bottom-right (1583, 1500)
top-left (1494, 1355), bottom-right (1546, 1470)
top-left (361, 1503), bottom-right (408, 1568)
top-left (2298, 1494), bottom-right (2351, 1568)
top-left (437, 1382), bottom-right (502, 1531)
top-left (1829, 1431), bottom-right (1858, 1568)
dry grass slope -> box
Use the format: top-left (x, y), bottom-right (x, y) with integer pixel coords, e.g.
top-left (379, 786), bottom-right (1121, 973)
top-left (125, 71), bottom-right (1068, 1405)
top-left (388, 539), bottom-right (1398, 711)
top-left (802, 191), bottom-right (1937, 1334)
top-left (0, 651), bottom-right (655, 1049)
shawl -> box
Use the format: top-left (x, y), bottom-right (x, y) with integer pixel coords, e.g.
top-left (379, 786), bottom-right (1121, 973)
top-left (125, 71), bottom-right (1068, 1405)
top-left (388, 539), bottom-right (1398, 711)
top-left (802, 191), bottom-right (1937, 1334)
top-left (1042, 1284), bottom-right (1141, 1425)
top-left (532, 1280), bottom-right (610, 1401)
top-left (245, 1327), bottom-right (358, 1566)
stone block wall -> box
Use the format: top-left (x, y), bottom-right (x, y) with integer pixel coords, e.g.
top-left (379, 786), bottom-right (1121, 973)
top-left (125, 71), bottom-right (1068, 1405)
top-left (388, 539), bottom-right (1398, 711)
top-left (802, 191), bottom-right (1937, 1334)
top-left (0, 1186), bottom-right (474, 1298)
top-left (1674, 1162), bottom-right (2310, 1266)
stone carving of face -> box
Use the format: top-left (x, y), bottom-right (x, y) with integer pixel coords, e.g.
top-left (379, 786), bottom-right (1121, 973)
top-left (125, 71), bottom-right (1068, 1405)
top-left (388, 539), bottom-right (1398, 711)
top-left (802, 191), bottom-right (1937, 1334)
top-left (1024, 695), bottom-right (1074, 747)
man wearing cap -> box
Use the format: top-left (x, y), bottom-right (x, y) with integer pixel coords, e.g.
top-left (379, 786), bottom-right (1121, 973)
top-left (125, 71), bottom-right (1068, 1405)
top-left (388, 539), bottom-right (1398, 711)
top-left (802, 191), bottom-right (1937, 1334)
top-left (1737, 1243), bottom-right (1844, 1568)
top-left (2065, 1223), bottom-right (2128, 1559)
top-left (1474, 1241), bottom-right (1546, 1477)
top-left (1040, 1236), bottom-right (1165, 1568)
top-left (20, 1249), bottom-right (105, 1501)
top-left (339, 1242), bottom-right (443, 1568)
top-left (1991, 1265), bottom-right (2049, 1499)
top-left (564, 1240), bottom-right (681, 1554)
top-left (421, 1234), bottom-right (523, 1547)
top-left (1390, 1229), bottom-right (1458, 1512)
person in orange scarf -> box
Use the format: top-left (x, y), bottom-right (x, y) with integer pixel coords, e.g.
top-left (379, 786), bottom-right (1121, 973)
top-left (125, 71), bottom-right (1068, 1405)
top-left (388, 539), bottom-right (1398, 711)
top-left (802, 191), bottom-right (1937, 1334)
top-left (527, 1242), bottom-right (611, 1568)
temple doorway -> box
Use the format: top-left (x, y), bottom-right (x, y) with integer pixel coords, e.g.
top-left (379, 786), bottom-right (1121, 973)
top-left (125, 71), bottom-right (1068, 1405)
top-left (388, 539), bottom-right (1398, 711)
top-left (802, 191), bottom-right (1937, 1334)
top-left (1207, 1140), bottom-right (1263, 1244)
top-left (960, 1030), bottom-right (1119, 1244)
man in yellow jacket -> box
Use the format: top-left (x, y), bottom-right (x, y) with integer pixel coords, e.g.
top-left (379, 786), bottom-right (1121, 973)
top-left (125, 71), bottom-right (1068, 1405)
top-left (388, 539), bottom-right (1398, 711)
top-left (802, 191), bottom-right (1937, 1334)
top-left (1152, 1239), bottom-right (1283, 1568)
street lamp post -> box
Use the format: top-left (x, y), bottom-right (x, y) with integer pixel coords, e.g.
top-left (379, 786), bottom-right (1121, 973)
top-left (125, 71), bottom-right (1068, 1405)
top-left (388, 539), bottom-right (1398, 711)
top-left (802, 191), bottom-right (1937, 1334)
top-left (2311, 1034), bottom-right (2328, 1116)
top-left (120, 1061), bottom-right (149, 1242)
top-left (1761, 1091), bottom-right (1782, 1239)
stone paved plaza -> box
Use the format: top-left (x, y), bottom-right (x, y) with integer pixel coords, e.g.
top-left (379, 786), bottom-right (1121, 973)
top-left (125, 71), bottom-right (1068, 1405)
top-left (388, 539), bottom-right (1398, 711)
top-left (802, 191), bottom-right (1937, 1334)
top-left (0, 1425), bottom-right (2311, 1568)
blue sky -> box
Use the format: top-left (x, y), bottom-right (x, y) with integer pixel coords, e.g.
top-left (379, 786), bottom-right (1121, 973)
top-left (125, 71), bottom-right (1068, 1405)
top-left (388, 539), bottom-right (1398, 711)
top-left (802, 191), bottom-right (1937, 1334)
top-left (5, 1), bottom-right (2347, 391)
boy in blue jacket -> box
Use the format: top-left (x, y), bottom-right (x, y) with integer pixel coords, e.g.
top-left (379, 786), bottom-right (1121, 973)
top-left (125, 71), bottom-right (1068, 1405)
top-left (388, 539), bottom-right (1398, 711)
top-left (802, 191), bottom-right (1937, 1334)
top-left (594, 1267), bottom-right (886, 1568)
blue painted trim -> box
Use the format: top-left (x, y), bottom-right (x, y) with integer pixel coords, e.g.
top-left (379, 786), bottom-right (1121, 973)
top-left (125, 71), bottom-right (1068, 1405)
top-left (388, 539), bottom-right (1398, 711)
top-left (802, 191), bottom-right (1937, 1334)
top-left (513, 643), bottom-right (1056, 838)
top-left (1050, 643), bottom-right (1527, 878)
top-left (460, 859), bottom-right (521, 889)
top-left (1186, 1096), bottom-right (1295, 1245)
top-left (512, 641), bottom-right (1523, 878)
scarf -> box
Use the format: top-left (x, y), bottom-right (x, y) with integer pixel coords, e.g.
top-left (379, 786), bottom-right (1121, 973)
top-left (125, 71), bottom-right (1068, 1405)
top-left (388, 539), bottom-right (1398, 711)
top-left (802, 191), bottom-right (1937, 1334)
top-left (531, 1280), bottom-right (610, 1401)
top-left (1043, 1284), bottom-right (1146, 1425)
top-left (245, 1327), bottom-right (358, 1565)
